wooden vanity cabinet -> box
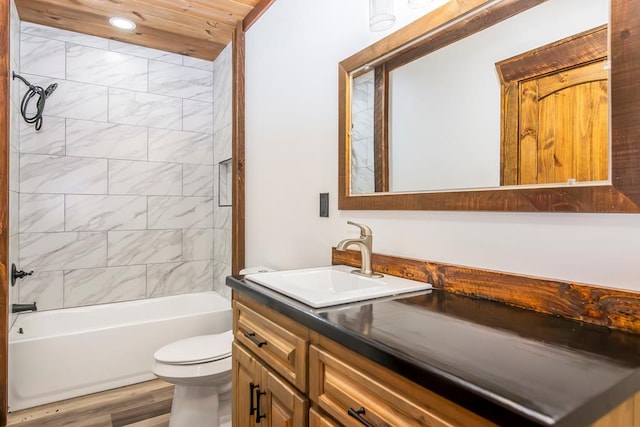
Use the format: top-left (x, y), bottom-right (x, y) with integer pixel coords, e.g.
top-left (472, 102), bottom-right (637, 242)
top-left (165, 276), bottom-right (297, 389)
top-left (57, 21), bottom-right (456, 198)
top-left (232, 293), bottom-right (640, 427)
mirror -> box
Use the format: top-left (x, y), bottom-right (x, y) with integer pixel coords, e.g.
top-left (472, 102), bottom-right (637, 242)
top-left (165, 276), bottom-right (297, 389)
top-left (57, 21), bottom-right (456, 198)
top-left (338, 0), bottom-right (640, 212)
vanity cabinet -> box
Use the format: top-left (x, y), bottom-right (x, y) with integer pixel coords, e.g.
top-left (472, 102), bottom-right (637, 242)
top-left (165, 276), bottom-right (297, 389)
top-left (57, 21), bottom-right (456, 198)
top-left (232, 293), bottom-right (494, 427)
top-left (231, 290), bottom-right (640, 427)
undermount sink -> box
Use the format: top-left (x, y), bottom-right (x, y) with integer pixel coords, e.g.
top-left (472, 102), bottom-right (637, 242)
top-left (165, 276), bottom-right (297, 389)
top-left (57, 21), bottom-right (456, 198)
top-left (244, 265), bottom-right (432, 308)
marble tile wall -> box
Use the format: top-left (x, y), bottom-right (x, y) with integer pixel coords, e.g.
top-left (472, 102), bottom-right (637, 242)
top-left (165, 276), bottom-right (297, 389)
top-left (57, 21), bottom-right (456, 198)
top-left (9, 0), bottom-right (21, 324)
top-left (212, 44), bottom-right (233, 299)
top-left (14, 22), bottom-right (228, 310)
top-left (351, 71), bottom-right (375, 194)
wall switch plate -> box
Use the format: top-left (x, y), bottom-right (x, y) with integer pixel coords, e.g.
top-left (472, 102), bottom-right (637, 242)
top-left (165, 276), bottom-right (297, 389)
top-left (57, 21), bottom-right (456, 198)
top-left (319, 193), bottom-right (329, 217)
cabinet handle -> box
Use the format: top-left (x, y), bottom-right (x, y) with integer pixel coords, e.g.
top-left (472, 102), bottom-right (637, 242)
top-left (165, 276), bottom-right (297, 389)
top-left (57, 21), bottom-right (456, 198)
top-left (249, 383), bottom-right (259, 415)
top-left (244, 331), bottom-right (267, 348)
top-left (348, 407), bottom-right (376, 427)
top-left (255, 389), bottom-right (267, 423)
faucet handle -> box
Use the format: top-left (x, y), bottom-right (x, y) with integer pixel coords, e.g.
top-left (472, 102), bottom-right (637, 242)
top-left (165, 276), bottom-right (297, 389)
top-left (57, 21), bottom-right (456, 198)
top-left (347, 221), bottom-right (373, 237)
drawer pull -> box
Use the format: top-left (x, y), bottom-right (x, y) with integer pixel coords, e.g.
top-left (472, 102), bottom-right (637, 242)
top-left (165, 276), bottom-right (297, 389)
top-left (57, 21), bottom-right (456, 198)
top-left (244, 331), bottom-right (268, 348)
top-left (255, 388), bottom-right (267, 423)
top-left (249, 383), bottom-right (259, 415)
top-left (348, 407), bottom-right (376, 427)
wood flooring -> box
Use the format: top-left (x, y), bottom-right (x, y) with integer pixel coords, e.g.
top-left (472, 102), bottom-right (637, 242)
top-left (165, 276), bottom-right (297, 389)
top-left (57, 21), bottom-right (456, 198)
top-left (7, 380), bottom-right (173, 427)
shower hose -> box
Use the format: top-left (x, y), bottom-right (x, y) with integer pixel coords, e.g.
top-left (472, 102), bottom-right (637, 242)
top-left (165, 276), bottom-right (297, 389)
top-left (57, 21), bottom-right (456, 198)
top-left (12, 72), bottom-right (58, 131)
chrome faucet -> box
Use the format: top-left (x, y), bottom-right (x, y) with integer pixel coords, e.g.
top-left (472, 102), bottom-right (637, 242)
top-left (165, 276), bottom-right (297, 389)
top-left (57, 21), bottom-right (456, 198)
top-left (336, 221), bottom-right (383, 278)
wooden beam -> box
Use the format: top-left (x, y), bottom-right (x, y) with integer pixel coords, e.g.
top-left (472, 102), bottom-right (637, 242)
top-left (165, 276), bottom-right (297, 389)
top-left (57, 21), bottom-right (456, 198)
top-left (232, 20), bottom-right (246, 275)
top-left (0, 0), bottom-right (9, 423)
top-left (243, 0), bottom-right (275, 32)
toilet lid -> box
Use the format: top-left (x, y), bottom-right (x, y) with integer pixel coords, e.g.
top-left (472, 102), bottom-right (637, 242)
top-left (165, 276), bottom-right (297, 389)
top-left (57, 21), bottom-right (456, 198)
top-left (154, 330), bottom-right (233, 365)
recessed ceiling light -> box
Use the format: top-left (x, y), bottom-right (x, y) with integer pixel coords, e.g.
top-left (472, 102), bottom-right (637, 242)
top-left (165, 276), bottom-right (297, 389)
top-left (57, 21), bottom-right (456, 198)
top-left (109, 17), bottom-right (136, 31)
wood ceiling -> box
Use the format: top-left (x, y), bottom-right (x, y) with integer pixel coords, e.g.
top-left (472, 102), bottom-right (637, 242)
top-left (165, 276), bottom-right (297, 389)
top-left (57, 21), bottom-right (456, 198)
top-left (14, 0), bottom-right (273, 61)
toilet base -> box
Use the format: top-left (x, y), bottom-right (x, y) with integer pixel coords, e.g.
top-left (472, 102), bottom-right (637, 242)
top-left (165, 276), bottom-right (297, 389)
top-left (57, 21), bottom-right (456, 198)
top-left (168, 384), bottom-right (230, 427)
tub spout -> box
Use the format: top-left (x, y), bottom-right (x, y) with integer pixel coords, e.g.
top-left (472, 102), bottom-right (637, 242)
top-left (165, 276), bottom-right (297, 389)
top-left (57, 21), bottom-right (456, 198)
top-left (12, 302), bottom-right (37, 313)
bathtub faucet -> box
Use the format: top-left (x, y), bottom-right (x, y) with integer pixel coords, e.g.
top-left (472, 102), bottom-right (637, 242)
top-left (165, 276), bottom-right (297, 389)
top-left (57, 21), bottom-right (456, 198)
top-left (12, 302), bottom-right (37, 313)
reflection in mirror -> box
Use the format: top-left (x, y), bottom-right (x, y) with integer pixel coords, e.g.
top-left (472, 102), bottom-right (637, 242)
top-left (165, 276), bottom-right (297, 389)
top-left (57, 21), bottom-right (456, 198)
top-left (351, 0), bottom-right (608, 194)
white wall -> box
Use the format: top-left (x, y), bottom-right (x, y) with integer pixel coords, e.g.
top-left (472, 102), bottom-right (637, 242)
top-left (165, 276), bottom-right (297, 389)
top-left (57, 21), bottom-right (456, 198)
top-left (244, 0), bottom-right (640, 292)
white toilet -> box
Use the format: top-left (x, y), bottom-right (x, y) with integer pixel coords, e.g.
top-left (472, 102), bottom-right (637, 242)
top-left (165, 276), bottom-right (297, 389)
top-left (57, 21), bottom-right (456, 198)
top-left (152, 330), bottom-right (234, 427)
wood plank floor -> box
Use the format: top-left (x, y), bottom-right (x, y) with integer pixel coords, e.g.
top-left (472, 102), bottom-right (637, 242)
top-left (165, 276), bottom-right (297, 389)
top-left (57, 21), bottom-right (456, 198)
top-left (7, 380), bottom-right (173, 427)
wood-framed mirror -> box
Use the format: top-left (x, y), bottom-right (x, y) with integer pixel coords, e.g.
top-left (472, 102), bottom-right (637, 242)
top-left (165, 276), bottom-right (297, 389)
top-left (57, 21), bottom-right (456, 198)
top-left (338, 0), bottom-right (640, 212)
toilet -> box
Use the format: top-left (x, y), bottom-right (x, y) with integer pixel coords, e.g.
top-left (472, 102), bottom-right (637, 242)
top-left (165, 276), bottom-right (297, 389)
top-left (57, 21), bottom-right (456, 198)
top-left (152, 330), bottom-right (233, 427)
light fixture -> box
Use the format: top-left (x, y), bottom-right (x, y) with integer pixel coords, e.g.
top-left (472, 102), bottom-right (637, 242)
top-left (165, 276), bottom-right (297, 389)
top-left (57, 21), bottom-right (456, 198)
top-left (369, 0), bottom-right (395, 32)
top-left (109, 17), bottom-right (136, 31)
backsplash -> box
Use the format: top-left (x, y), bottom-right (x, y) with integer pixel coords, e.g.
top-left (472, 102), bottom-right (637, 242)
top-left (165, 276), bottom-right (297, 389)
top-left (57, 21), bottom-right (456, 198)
top-left (14, 22), bottom-right (232, 310)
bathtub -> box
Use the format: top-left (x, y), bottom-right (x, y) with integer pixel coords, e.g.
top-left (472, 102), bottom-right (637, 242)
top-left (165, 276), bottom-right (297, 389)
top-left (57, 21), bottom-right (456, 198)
top-left (8, 291), bottom-right (231, 412)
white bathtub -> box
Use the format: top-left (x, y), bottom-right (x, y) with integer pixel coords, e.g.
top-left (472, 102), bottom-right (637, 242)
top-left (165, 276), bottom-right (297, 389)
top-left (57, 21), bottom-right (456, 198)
top-left (8, 291), bottom-right (232, 412)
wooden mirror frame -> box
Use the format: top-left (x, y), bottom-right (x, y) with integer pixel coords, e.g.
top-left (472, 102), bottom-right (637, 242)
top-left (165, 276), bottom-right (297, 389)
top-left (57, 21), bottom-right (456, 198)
top-left (338, 0), bottom-right (640, 212)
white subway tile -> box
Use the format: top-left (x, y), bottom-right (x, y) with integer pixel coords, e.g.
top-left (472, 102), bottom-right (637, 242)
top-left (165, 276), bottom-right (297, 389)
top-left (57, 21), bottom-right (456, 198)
top-left (63, 265), bottom-right (146, 307)
top-left (10, 144), bottom-right (19, 192)
top-left (183, 99), bottom-right (214, 134)
top-left (19, 74), bottom-right (108, 121)
top-left (109, 88), bottom-right (182, 130)
top-left (19, 271), bottom-right (64, 311)
top-left (20, 193), bottom-right (65, 233)
top-left (183, 56), bottom-right (214, 71)
top-left (21, 22), bottom-right (109, 49)
top-left (20, 232), bottom-right (107, 271)
top-left (66, 119), bottom-right (147, 160)
top-left (66, 195), bottom-right (147, 231)
top-left (147, 260), bottom-right (213, 297)
top-left (148, 196), bottom-right (213, 229)
top-left (213, 124), bottom-right (232, 164)
top-left (108, 230), bottom-right (182, 266)
top-left (109, 40), bottom-right (183, 64)
top-left (108, 160), bottom-right (182, 196)
top-left (20, 34), bottom-right (65, 79)
top-left (183, 229), bottom-right (214, 261)
top-left (20, 154), bottom-right (108, 194)
top-left (20, 116), bottom-right (66, 155)
top-left (148, 129), bottom-right (213, 165)
top-left (183, 164), bottom-right (214, 197)
top-left (149, 60), bottom-right (213, 102)
top-left (66, 45), bottom-right (148, 92)
top-left (20, 154), bottom-right (107, 194)
top-left (213, 228), bottom-right (232, 265)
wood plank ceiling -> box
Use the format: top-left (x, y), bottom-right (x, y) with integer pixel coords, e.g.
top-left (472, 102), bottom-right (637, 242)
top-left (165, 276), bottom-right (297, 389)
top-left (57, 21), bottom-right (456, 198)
top-left (14, 0), bottom-right (264, 60)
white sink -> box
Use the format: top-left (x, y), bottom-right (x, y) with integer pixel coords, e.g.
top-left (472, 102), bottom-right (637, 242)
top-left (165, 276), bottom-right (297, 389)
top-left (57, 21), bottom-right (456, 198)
top-left (244, 265), bottom-right (432, 308)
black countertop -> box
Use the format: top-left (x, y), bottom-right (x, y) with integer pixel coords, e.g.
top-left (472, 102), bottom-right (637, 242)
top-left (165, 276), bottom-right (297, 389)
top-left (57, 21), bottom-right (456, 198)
top-left (226, 275), bottom-right (640, 427)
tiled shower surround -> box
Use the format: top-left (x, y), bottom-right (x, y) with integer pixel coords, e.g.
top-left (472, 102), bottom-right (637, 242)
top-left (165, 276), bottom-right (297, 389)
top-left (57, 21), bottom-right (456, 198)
top-left (14, 22), bottom-right (233, 310)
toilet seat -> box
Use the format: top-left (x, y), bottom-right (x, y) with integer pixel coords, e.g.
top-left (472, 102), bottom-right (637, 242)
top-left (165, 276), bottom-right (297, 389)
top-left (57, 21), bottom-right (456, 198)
top-left (154, 331), bottom-right (233, 365)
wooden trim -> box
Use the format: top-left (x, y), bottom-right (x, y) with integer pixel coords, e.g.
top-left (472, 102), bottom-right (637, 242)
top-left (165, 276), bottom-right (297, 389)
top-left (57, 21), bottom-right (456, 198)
top-left (495, 25), bottom-right (608, 83)
top-left (338, 0), bottom-right (640, 212)
top-left (1, 0), bottom-right (9, 422)
top-left (373, 64), bottom-right (388, 192)
top-left (232, 20), bottom-right (246, 276)
top-left (332, 249), bottom-right (640, 334)
top-left (242, 0), bottom-right (275, 32)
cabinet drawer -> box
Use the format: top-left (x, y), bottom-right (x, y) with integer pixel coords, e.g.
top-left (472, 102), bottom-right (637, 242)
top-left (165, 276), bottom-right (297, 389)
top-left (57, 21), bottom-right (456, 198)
top-left (233, 300), bottom-right (308, 391)
top-left (310, 345), bottom-right (495, 427)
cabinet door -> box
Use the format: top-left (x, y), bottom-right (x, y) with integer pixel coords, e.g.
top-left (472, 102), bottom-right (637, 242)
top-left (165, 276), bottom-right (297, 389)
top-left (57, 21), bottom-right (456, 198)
top-left (263, 368), bottom-right (308, 427)
top-left (309, 408), bottom-right (340, 427)
top-left (233, 342), bottom-right (261, 427)
top-left (233, 341), bottom-right (308, 427)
